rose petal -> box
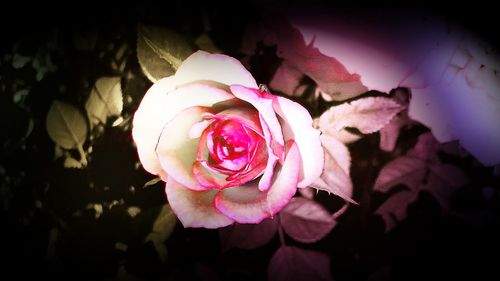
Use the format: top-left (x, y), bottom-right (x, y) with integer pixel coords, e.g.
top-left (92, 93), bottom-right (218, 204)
top-left (133, 81), bottom-right (234, 180)
top-left (193, 152), bottom-right (267, 190)
top-left (258, 115), bottom-right (278, 191)
top-left (159, 82), bottom-right (234, 123)
top-left (193, 161), bottom-right (232, 189)
top-left (230, 85), bottom-right (285, 149)
top-left (214, 141), bottom-right (301, 224)
top-left (189, 119), bottom-right (214, 139)
top-left (175, 50), bottom-right (258, 89)
top-left (165, 177), bottom-right (233, 228)
top-left (156, 106), bottom-right (213, 191)
top-left (273, 96), bottom-right (323, 188)
top-left (132, 77), bottom-right (176, 180)
top-left (217, 107), bottom-right (263, 135)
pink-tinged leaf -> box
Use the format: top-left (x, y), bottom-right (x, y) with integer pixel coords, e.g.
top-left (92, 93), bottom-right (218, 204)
top-left (376, 133), bottom-right (468, 231)
top-left (243, 15), bottom-right (367, 101)
top-left (298, 187), bottom-right (314, 199)
top-left (270, 62), bottom-right (305, 97)
top-left (318, 97), bottom-right (405, 135)
top-left (310, 135), bottom-right (355, 203)
top-left (376, 163), bottom-right (467, 232)
top-left (438, 141), bottom-right (470, 158)
top-left (429, 164), bottom-right (468, 188)
top-left (280, 197), bottom-right (336, 243)
top-left (424, 163), bottom-right (469, 210)
top-left (379, 112), bottom-right (411, 152)
top-left (219, 218), bottom-right (277, 251)
top-left (375, 190), bottom-right (418, 232)
top-left (332, 204), bottom-right (350, 220)
top-left (313, 117), bottom-right (361, 144)
top-left (373, 156), bottom-right (427, 193)
top-left (407, 132), bottom-right (439, 161)
top-left (268, 246), bottom-right (333, 281)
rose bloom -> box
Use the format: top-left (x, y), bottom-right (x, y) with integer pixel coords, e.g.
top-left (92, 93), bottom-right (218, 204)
top-left (132, 51), bottom-right (323, 228)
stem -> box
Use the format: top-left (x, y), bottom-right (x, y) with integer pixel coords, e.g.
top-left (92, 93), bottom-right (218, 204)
top-left (277, 214), bottom-right (286, 247)
top-left (76, 143), bottom-right (88, 167)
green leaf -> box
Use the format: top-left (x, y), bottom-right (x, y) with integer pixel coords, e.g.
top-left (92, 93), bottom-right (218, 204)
top-left (144, 204), bottom-right (177, 263)
top-left (143, 177), bottom-right (162, 188)
top-left (137, 24), bottom-right (195, 82)
top-left (195, 33), bottom-right (221, 53)
top-left (46, 101), bottom-right (88, 150)
top-left (63, 156), bottom-right (83, 169)
top-left (85, 77), bottom-right (123, 127)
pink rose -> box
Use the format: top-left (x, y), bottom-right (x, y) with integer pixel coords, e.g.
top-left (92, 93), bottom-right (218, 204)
top-left (132, 51), bottom-right (323, 228)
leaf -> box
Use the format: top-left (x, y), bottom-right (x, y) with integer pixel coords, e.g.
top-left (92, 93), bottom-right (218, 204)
top-left (54, 145), bottom-right (64, 160)
top-left (280, 197), bottom-right (336, 243)
top-left (85, 76), bottom-right (123, 127)
top-left (326, 129), bottom-right (362, 144)
top-left (310, 135), bottom-right (355, 203)
top-left (195, 33), bottom-right (221, 53)
top-left (46, 101), bottom-right (88, 150)
top-left (111, 43), bottom-right (129, 72)
top-left (137, 24), bottom-right (194, 82)
top-left (315, 82), bottom-right (368, 102)
top-left (143, 177), bottom-right (162, 188)
top-left (12, 54), bottom-right (31, 69)
top-left (318, 97), bottom-right (404, 135)
top-left (243, 15), bottom-right (367, 101)
top-left (269, 62), bottom-right (305, 97)
top-left (313, 118), bottom-right (362, 144)
top-left (298, 187), bottom-right (314, 199)
top-left (145, 204), bottom-right (177, 263)
top-left (375, 190), bottom-right (418, 232)
top-left (127, 206), bottom-right (141, 218)
top-left (429, 164), bottom-right (468, 188)
top-left (63, 156), bottom-right (83, 169)
top-left (267, 246), bottom-right (333, 281)
top-left (219, 218), bottom-right (277, 251)
top-left (407, 132), bottom-right (440, 161)
top-left (424, 164), bottom-right (468, 209)
top-left (375, 143), bottom-right (468, 231)
top-left (376, 163), bottom-right (468, 232)
top-left (115, 242), bottom-right (128, 252)
top-left (373, 156), bottom-right (427, 193)
top-left (379, 112), bottom-right (411, 152)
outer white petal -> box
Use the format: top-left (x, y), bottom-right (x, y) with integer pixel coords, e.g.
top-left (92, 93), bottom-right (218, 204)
top-left (156, 106), bottom-right (211, 191)
top-left (133, 80), bottom-right (233, 179)
top-left (273, 96), bottom-right (323, 187)
top-left (165, 177), bottom-right (233, 228)
top-left (175, 50), bottom-right (258, 88)
top-left (132, 77), bottom-right (176, 179)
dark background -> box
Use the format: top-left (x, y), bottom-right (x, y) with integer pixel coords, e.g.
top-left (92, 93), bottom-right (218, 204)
top-left (1, 1), bottom-right (499, 280)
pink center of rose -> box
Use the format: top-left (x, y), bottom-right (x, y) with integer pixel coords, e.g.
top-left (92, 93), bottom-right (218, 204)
top-left (194, 109), bottom-right (268, 189)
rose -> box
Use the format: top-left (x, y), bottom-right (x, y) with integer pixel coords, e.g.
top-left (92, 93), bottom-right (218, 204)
top-left (132, 51), bottom-right (323, 228)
